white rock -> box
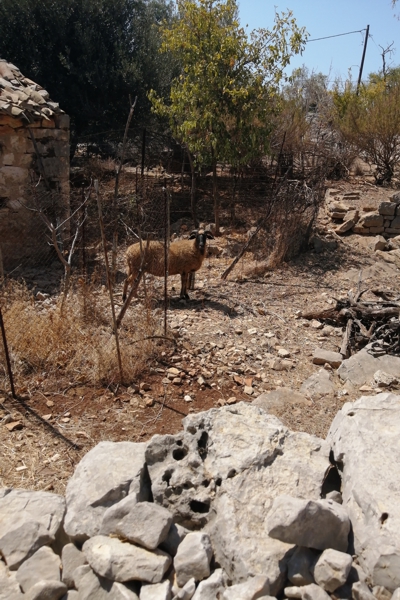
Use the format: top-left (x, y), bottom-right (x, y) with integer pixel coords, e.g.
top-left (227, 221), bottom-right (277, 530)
top-left (352, 582), bottom-right (376, 600)
top-left (83, 535), bottom-right (171, 583)
top-left (62, 592), bottom-right (79, 600)
top-left (0, 560), bottom-right (22, 600)
top-left (0, 520), bottom-right (54, 571)
top-left (174, 532), bottom-right (213, 587)
top-left (372, 586), bottom-right (393, 600)
top-left (338, 350), bottom-right (400, 386)
top-left (391, 589), bottom-right (400, 600)
top-left (16, 546), bottom-right (61, 592)
top-left (285, 586), bottom-right (303, 598)
top-left (65, 441), bottom-right (149, 542)
top-left (160, 523), bottom-right (189, 557)
top-left (266, 495), bottom-right (350, 552)
top-left (101, 500), bottom-right (172, 550)
top-left (75, 566), bottom-right (140, 599)
top-left (312, 349), bottom-right (343, 368)
top-left (287, 547), bottom-right (316, 585)
top-left (140, 580), bottom-right (171, 600)
top-left (300, 369), bottom-right (335, 399)
top-left (61, 543), bottom-right (87, 589)
top-left (173, 577), bottom-right (196, 599)
top-left (72, 564), bottom-right (92, 590)
top-left (192, 569), bottom-right (227, 599)
top-left (24, 579), bottom-right (67, 600)
top-left (325, 491), bottom-right (342, 504)
top-left (0, 489), bottom-right (65, 569)
top-left (111, 582), bottom-right (141, 600)
top-left (373, 370), bottom-right (397, 387)
top-left (328, 394), bottom-right (400, 590)
top-left (301, 583), bottom-right (331, 600)
top-left (312, 548), bottom-right (352, 592)
top-left (222, 575), bottom-right (270, 599)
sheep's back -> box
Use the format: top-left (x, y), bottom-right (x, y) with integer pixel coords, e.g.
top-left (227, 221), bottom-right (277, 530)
top-left (126, 241), bottom-right (166, 276)
top-left (168, 239), bottom-right (204, 275)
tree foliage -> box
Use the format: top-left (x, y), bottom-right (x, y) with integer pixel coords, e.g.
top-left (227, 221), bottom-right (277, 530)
top-left (0, 0), bottom-right (175, 149)
top-left (149, 0), bottom-right (306, 230)
top-left (333, 68), bottom-right (400, 184)
top-left (283, 66), bottom-right (329, 112)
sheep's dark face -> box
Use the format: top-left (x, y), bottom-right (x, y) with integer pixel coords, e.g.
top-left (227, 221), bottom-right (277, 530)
top-left (190, 229), bottom-right (214, 255)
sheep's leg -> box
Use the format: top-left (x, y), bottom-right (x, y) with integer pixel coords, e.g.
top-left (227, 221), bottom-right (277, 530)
top-left (122, 272), bottom-right (139, 302)
top-left (180, 272), bottom-right (190, 300)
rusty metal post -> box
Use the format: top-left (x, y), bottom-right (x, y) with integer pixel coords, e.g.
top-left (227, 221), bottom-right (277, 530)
top-left (0, 306), bottom-right (16, 398)
top-left (0, 245), bottom-right (4, 280)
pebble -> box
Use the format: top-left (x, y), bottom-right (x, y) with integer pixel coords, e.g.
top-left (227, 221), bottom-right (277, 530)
top-left (5, 421), bottom-right (23, 432)
top-left (167, 367), bottom-right (180, 376)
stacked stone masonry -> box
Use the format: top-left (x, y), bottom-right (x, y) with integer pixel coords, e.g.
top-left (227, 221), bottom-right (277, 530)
top-left (1, 397), bottom-right (400, 599)
top-left (327, 189), bottom-right (400, 237)
top-left (0, 59), bottom-right (70, 269)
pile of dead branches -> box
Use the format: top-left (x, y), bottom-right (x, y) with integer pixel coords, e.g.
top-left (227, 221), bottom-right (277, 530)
top-left (302, 288), bottom-right (400, 358)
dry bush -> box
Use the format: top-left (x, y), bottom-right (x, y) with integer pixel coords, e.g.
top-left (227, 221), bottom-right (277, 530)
top-left (334, 78), bottom-right (400, 184)
top-left (0, 279), bottom-right (164, 390)
top-left (243, 175), bottom-right (326, 275)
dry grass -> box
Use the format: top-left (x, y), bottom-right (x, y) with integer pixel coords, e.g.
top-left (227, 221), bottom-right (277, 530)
top-left (0, 278), bottom-right (165, 391)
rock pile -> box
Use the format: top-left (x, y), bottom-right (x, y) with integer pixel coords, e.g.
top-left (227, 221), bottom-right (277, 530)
top-left (327, 191), bottom-right (400, 238)
top-left (1, 396), bottom-right (400, 600)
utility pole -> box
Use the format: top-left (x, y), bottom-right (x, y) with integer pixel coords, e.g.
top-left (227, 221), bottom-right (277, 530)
top-left (356, 25), bottom-right (370, 95)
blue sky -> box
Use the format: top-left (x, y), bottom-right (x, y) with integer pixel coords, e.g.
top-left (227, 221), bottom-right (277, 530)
top-left (238, 0), bottom-right (399, 84)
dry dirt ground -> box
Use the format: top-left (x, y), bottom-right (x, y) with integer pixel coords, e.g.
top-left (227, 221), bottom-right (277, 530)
top-left (1, 176), bottom-right (400, 495)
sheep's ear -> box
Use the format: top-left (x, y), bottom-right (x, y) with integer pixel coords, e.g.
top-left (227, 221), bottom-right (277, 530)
top-left (189, 230), bottom-right (198, 239)
top-left (205, 231), bottom-right (214, 239)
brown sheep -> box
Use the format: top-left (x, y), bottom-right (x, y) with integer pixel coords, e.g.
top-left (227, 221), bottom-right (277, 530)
top-left (122, 229), bottom-right (214, 301)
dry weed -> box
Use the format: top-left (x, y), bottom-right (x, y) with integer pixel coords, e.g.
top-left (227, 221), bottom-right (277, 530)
top-left (0, 279), bottom-right (164, 390)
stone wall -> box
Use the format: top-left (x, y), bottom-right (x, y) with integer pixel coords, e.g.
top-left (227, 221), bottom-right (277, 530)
top-left (327, 190), bottom-right (400, 237)
top-left (0, 113), bottom-right (70, 270)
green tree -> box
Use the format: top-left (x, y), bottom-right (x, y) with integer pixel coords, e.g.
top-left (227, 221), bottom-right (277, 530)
top-left (150, 0), bottom-right (306, 232)
top-left (0, 0), bottom-right (174, 152)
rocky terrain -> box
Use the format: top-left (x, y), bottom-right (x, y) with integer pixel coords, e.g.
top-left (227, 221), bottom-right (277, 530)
top-left (1, 179), bottom-right (400, 496)
top-left (1, 394), bottom-right (400, 599)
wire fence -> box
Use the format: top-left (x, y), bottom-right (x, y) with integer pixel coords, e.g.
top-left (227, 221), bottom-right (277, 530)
top-left (0, 128), bottom-right (331, 396)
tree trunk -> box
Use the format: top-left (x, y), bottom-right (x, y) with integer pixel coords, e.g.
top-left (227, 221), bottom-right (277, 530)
top-left (211, 147), bottom-right (219, 234)
top-left (186, 148), bottom-right (198, 227)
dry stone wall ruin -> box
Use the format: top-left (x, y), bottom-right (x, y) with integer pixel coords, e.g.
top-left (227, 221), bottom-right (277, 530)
top-left (0, 59), bottom-right (69, 270)
top-left (327, 190), bottom-right (400, 237)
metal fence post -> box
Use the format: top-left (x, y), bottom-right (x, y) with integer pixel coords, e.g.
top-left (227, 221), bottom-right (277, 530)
top-left (0, 306), bottom-right (16, 398)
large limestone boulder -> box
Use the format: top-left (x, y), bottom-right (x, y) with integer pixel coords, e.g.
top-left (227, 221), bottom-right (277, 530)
top-left (146, 403), bottom-right (330, 594)
top-left (328, 393), bottom-right (400, 590)
top-left (64, 441), bottom-right (150, 542)
top-left (337, 349), bottom-right (400, 387)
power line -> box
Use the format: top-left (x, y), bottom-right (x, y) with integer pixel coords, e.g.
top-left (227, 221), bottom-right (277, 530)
top-left (307, 28), bottom-right (366, 43)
